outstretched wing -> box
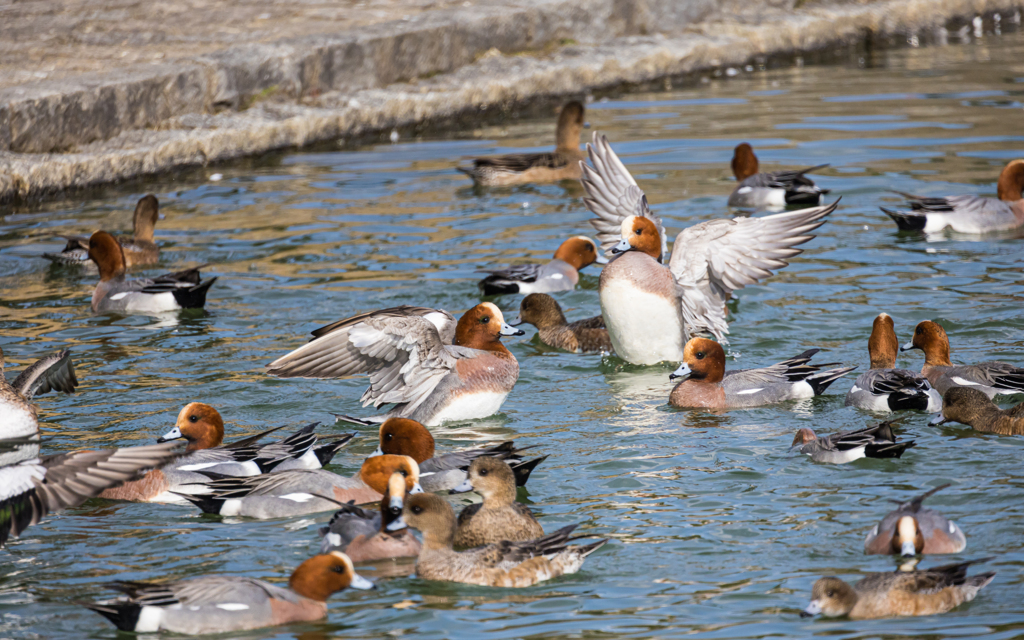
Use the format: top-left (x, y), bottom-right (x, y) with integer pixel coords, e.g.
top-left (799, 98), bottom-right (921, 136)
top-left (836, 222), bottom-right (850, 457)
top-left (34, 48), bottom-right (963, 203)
top-left (11, 350), bottom-right (78, 399)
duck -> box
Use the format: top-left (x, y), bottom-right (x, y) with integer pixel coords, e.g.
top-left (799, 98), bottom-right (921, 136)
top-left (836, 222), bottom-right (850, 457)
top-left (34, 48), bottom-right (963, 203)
top-left (266, 303), bottom-right (525, 426)
top-left (359, 416), bottom-right (546, 492)
top-left (176, 455), bottom-right (423, 519)
top-left (801, 559), bottom-right (995, 619)
top-left (728, 143), bottom-right (829, 209)
top-left (450, 457), bottom-right (544, 548)
top-left (881, 159), bottom-right (1024, 233)
top-left (668, 338), bottom-right (855, 409)
top-left (901, 320), bottom-right (1024, 397)
top-left (43, 194), bottom-right (161, 268)
top-left (0, 346), bottom-right (78, 440)
top-left (88, 231), bottom-right (216, 314)
top-left (580, 133), bottom-right (836, 364)
top-left (864, 484), bottom-right (966, 557)
top-left (457, 101), bottom-right (588, 186)
top-left (845, 313), bottom-right (942, 413)
top-left (510, 293), bottom-right (612, 354)
top-left (929, 387), bottom-right (1024, 435)
top-left (85, 551), bottom-right (373, 634)
top-left (477, 236), bottom-right (607, 296)
top-left (398, 492), bottom-right (606, 587)
top-left (790, 420), bottom-right (916, 464)
top-left (319, 469), bottom-right (422, 562)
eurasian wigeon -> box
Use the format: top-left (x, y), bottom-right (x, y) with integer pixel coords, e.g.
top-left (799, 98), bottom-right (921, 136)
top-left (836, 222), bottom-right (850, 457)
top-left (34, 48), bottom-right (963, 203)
top-left (88, 231), bottom-right (216, 314)
top-left (450, 457), bottom-right (544, 548)
top-left (43, 194), bottom-right (162, 268)
top-left (791, 420), bottom-right (916, 464)
top-left (580, 133), bottom-right (836, 364)
top-left (85, 551), bottom-right (373, 634)
top-left (728, 143), bottom-right (829, 209)
top-left (0, 346), bottom-right (78, 441)
top-left (801, 559), bottom-right (994, 620)
top-left (319, 470), bottom-right (422, 562)
top-left (901, 320), bottom-right (1024, 397)
top-left (930, 387), bottom-right (1024, 435)
top-left (267, 303), bottom-right (525, 426)
top-left (477, 236), bottom-right (607, 295)
top-left (362, 416), bottom-right (546, 493)
top-left (457, 101), bottom-right (588, 186)
top-left (1, 439), bottom-right (180, 548)
top-left (668, 339), bottom-right (855, 409)
top-left (881, 159), bottom-right (1024, 233)
top-left (510, 293), bottom-right (612, 354)
top-left (864, 484), bottom-right (966, 557)
top-left (399, 493), bottom-right (606, 587)
top-left (177, 455), bottom-right (423, 519)
top-left (845, 313), bottom-right (942, 413)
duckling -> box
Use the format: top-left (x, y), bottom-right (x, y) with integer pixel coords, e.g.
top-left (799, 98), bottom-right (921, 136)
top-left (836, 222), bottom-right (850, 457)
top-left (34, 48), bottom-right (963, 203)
top-left (450, 457), bottom-right (543, 548)
top-left (930, 387), bottom-right (1024, 435)
top-left (510, 293), bottom-right (611, 354)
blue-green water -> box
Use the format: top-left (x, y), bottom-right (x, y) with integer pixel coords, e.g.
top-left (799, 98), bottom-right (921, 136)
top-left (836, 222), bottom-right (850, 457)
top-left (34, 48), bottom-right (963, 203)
top-left (2, 27), bottom-right (1024, 640)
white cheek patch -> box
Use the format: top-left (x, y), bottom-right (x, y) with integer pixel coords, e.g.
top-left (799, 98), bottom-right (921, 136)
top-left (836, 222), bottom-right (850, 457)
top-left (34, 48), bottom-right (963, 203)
top-left (735, 388), bottom-right (763, 395)
top-left (950, 377), bottom-right (980, 386)
top-left (109, 292), bottom-right (129, 300)
top-left (215, 603), bottom-right (250, 611)
top-left (278, 493), bottom-right (315, 503)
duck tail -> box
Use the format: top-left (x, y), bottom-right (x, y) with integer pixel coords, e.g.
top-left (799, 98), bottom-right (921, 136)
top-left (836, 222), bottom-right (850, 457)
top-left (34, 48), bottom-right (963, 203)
top-left (905, 482), bottom-right (952, 511)
top-left (511, 455), bottom-right (549, 487)
top-left (331, 414), bottom-right (375, 427)
top-left (313, 433), bottom-right (357, 466)
top-left (886, 388), bottom-right (933, 412)
top-left (574, 538), bottom-right (609, 558)
top-left (170, 490), bottom-right (227, 514)
top-left (82, 601), bottom-right (142, 631)
top-left (805, 366), bottom-right (858, 396)
top-left (865, 439), bottom-right (916, 459)
top-left (880, 207), bottom-right (927, 231)
top-left (478, 276), bottom-right (520, 296)
top-left (171, 277), bottom-right (217, 309)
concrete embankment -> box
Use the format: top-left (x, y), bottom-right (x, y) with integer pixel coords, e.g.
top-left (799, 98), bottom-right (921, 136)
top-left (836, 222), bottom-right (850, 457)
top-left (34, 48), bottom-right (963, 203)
top-left (1, 0), bottom-right (1021, 203)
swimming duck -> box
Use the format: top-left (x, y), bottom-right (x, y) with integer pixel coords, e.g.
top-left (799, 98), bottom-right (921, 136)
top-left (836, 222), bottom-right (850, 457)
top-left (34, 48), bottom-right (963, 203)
top-left (398, 492), bottom-right (606, 587)
top-left (929, 387), bottom-right (1024, 435)
top-left (362, 416), bottom-right (545, 492)
top-left (319, 470), bottom-right (422, 562)
top-left (864, 484), bottom-right (966, 557)
top-left (266, 303), bottom-right (524, 426)
top-left (901, 320), bottom-right (1024, 397)
top-left (88, 231), bottom-right (216, 314)
top-left (85, 551), bottom-right (373, 634)
top-left (43, 194), bottom-right (161, 268)
top-left (457, 101), bottom-right (588, 186)
top-left (728, 143), bottom-right (829, 209)
top-left (451, 457), bottom-right (544, 548)
top-left (791, 420), bottom-right (916, 464)
top-left (581, 133), bottom-right (836, 364)
top-left (845, 313), bottom-right (942, 413)
top-left (801, 559), bottom-right (994, 619)
top-left (510, 293), bottom-right (612, 354)
top-left (0, 346), bottom-right (78, 440)
top-left (881, 159), bottom-right (1024, 233)
top-left (177, 455), bottom-right (423, 518)
top-left (477, 236), bottom-right (607, 295)
top-left (668, 338), bottom-right (855, 409)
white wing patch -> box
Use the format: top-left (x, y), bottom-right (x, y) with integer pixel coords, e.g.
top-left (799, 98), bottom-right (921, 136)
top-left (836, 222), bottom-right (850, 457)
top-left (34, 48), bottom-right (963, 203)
top-left (736, 186), bottom-right (753, 195)
top-left (109, 292), bottom-right (129, 300)
top-left (178, 462), bottom-right (223, 471)
top-left (550, 273), bottom-right (564, 280)
top-left (735, 388), bottom-right (763, 395)
top-left (216, 603), bottom-right (250, 611)
top-left (950, 377), bottom-right (980, 386)
top-left (278, 493), bottom-right (315, 503)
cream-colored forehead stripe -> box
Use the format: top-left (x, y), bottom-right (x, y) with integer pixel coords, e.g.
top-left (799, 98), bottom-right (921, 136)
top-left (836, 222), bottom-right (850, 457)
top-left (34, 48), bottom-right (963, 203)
top-left (897, 515), bottom-right (916, 538)
top-left (329, 551), bottom-right (355, 572)
top-left (480, 302), bottom-right (505, 324)
top-left (620, 215), bottom-right (637, 236)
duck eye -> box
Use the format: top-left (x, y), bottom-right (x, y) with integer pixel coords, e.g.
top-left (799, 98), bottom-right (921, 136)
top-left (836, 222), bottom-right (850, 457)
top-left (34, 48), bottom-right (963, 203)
top-left (916, 327), bottom-right (922, 334)
top-left (826, 590), bottom-right (834, 598)
top-left (385, 433), bottom-right (393, 441)
top-left (696, 352), bottom-right (705, 359)
top-left (481, 316), bottom-right (489, 324)
top-left (189, 415), bottom-right (198, 423)
top-left (479, 469), bottom-right (488, 476)
top-left (635, 228), bottom-right (642, 235)
top-left (331, 565), bottom-right (345, 574)
top-left (400, 469), bottom-right (408, 477)
top-left (412, 506), bottom-right (422, 514)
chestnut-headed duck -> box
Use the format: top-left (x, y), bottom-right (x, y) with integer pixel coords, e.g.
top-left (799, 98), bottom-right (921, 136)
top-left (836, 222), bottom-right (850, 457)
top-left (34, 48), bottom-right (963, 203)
top-left (801, 559), bottom-right (994, 620)
top-left (1, 440), bottom-right (180, 549)
top-left (267, 303), bottom-right (525, 426)
top-left (930, 387), bottom-right (1024, 435)
top-left (845, 313), bottom-right (942, 413)
top-left (728, 143), bottom-right (829, 209)
top-left (864, 484), bottom-right (966, 557)
top-left (363, 416), bottom-right (546, 492)
top-left (901, 320), bottom-right (1024, 397)
top-left (881, 159), bottom-right (1024, 233)
top-left (581, 133), bottom-right (836, 364)
top-left (399, 493), bottom-right (606, 587)
top-left (478, 236), bottom-right (607, 296)
top-left (450, 457), bottom-right (544, 548)
top-left (457, 101), bottom-right (588, 186)
top-left (791, 420), bottom-right (916, 464)
top-left (85, 551), bottom-right (373, 634)
top-left (44, 194), bottom-right (162, 268)
top-left (668, 339), bottom-right (854, 409)
top-left (319, 470), bottom-right (422, 562)
top-left (88, 231), bottom-right (216, 314)
top-left (510, 293), bottom-right (612, 354)
top-left (177, 455), bottom-right (423, 519)
top-left (0, 346), bottom-right (78, 441)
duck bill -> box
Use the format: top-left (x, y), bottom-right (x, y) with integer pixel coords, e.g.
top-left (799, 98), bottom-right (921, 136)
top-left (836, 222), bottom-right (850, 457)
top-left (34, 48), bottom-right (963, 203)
top-left (900, 540), bottom-right (917, 557)
top-left (928, 412), bottom-right (947, 426)
top-left (348, 571), bottom-right (375, 590)
top-left (500, 323), bottom-right (525, 336)
top-left (900, 340), bottom-right (918, 352)
top-left (385, 516), bottom-right (407, 532)
top-left (669, 363), bottom-right (692, 381)
top-left (594, 251), bottom-right (610, 265)
top-left (449, 478), bottom-right (474, 494)
top-left (611, 238), bottom-right (631, 255)
top-left (388, 495), bottom-right (404, 511)
top-left (409, 482), bottom-right (424, 494)
top-left (367, 446), bottom-right (384, 458)
top-left (508, 316), bottom-right (524, 327)
top-left (156, 426), bottom-right (183, 443)
top-left (801, 600), bottom-right (822, 618)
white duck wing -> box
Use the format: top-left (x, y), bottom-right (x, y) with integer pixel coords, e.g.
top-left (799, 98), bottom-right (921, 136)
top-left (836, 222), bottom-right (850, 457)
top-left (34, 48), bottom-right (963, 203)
top-left (580, 133), bottom-right (668, 260)
top-left (669, 201), bottom-right (837, 342)
top-left (11, 350), bottom-right (79, 399)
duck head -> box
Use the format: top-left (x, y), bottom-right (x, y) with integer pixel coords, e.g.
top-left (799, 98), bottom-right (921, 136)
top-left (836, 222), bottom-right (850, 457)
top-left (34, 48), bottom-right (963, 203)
top-left (996, 159), bottom-right (1024, 201)
top-left (88, 231), bottom-right (127, 282)
top-left (454, 302), bottom-right (524, 352)
top-left (360, 454), bottom-right (423, 495)
top-left (614, 216), bottom-right (662, 261)
top-left (158, 402), bottom-right (225, 452)
top-left (802, 577), bottom-right (857, 618)
top-left (371, 418), bottom-right (434, 463)
top-left (901, 320), bottom-right (952, 366)
top-left (868, 313), bottom-right (899, 369)
top-left (670, 338), bottom-right (726, 384)
top-left (512, 293), bottom-right (566, 330)
top-left (289, 551), bottom-right (373, 601)
top-left (401, 492), bottom-right (458, 549)
top-left (132, 194), bottom-right (160, 242)
top-left (553, 236), bottom-right (607, 270)
top-left (731, 143), bottom-right (759, 182)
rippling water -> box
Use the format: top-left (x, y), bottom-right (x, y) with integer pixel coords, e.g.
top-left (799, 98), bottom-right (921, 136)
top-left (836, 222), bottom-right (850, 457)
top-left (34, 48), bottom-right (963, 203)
top-left (3, 27), bottom-right (1024, 640)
